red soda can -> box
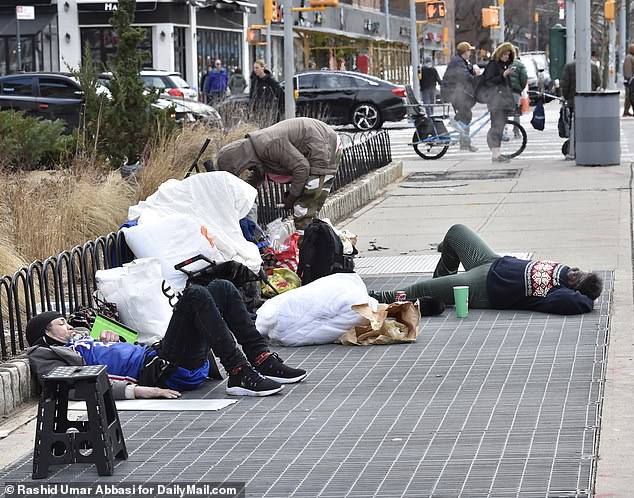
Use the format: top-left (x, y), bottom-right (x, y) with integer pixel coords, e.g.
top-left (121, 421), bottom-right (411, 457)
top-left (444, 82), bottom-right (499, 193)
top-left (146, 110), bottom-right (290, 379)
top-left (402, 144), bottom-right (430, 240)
top-left (395, 291), bottom-right (407, 301)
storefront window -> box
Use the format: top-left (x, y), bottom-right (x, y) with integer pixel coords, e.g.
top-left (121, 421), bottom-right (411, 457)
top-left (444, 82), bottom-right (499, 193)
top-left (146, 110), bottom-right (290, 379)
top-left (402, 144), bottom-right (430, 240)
top-left (197, 29), bottom-right (241, 78)
top-left (174, 27), bottom-right (186, 78)
top-left (80, 27), bottom-right (152, 70)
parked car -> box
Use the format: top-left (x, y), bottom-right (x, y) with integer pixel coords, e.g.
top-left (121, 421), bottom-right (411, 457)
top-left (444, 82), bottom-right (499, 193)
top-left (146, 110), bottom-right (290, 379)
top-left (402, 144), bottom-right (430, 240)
top-left (139, 69), bottom-right (198, 101)
top-left (98, 72), bottom-right (222, 126)
top-left (216, 71), bottom-right (407, 131)
top-left (520, 52), bottom-right (555, 102)
top-left (0, 72), bottom-right (197, 133)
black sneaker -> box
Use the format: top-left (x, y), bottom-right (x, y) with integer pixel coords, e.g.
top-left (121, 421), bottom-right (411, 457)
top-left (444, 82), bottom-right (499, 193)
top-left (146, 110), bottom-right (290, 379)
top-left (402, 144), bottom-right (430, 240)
top-left (226, 365), bottom-right (283, 397)
top-left (417, 297), bottom-right (446, 316)
top-left (256, 353), bottom-right (307, 384)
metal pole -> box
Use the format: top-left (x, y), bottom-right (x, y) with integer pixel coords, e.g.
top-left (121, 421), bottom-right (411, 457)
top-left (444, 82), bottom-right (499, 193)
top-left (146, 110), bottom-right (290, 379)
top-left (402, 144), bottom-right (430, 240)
top-left (499, 0), bottom-right (505, 43)
top-left (282, 0), bottom-right (295, 119)
top-left (535, 16), bottom-right (539, 51)
top-left (576, 0), bottom-right (591, 93)
top-left (565, 0), bottom-right (575, 63)
top-left (266, 25), bottom-right (271, 69)
top-left (408, 0), bottom-right (419, 96)
top-left (618, 0), bottom-right (626, 81)
top-left (16, 16), bottom-right (22, 72)
top-left (384, 0), bottom-right (391, 40)
top-left (608, 20), bottom-right (616, 89)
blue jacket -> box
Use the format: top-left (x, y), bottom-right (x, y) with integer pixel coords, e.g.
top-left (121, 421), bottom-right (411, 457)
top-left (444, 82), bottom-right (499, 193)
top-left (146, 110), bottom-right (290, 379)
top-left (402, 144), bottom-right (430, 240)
top-left (205, 68), bottom-right (228, 94)
top-left (486, 256), bottom-right (594, 314)
top-left (67, 337), bottom-right (209, 391)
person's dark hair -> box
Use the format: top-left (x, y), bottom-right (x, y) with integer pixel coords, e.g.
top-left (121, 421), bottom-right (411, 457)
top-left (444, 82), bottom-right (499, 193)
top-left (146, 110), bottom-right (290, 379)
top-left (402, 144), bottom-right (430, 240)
top-left (234, 68), bottom-right (242, 74)
top-left (570, 272), bottom-right (603, 300)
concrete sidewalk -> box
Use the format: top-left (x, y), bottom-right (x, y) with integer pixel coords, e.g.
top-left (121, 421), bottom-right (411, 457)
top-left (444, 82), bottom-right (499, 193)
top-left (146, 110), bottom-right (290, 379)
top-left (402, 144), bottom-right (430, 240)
top-left (1, 104), bottom-right (633, 497)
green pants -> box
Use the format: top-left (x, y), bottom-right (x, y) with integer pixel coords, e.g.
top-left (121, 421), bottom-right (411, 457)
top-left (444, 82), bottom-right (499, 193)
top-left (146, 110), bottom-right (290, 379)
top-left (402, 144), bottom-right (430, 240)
top-left (375, 224), bottom-right (500, 308)
top-left (292, 174), bottom-right (335, 232)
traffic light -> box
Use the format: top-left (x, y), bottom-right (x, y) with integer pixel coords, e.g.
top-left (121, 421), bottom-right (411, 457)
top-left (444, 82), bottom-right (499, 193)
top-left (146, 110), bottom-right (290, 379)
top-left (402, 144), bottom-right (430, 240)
top-left (309, 0), bottom-right (339, 8)
top-left (264, 0), bottom-right (274, 24)
top-left (604, 0), bottom-right (615, 20)
top-left (425, 1), bottom-right (445, 21)
top-left (482, 7), bottom-right (499, 28)
top-left (247, 25), bottom-right (266, 44)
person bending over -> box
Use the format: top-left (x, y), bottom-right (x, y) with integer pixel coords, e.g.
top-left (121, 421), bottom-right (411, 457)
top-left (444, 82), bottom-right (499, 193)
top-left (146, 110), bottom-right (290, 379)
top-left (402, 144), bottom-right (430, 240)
top-left (371, 224), bottom-right (602, 315)
top-left (27, 279), bottom-right (307, 399)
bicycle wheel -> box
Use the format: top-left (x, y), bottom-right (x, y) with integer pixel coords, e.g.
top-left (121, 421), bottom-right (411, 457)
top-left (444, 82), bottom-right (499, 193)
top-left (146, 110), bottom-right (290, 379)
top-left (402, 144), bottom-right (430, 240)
top-left (412, 127), bottom-right (449, 160)
top-left (499, 120), bottom-right (527, 158)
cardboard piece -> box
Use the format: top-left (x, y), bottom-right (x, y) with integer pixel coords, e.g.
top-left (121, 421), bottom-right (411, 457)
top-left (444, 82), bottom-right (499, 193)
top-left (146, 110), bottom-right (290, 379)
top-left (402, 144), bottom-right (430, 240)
top-left (70, 399), bottom-right (237, 412)
top-left (337, 300), bottom-right (420, 346)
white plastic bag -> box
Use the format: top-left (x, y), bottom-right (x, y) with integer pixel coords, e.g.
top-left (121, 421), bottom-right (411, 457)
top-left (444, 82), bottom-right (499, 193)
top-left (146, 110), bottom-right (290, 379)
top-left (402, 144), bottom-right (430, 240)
top-left (255, 273), bottom-right (375, 346)
top-left (127, 171), bottom-right (262, 273)
top-left (122, 214), bottom-right (223, 292)
top-left (96, 257), bottom-right (173, 344)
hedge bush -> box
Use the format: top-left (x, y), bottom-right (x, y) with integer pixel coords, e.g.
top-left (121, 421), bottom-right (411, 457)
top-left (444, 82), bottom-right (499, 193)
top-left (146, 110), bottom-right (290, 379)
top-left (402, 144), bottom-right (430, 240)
top-left (0, 110), bottom-right (72, 170)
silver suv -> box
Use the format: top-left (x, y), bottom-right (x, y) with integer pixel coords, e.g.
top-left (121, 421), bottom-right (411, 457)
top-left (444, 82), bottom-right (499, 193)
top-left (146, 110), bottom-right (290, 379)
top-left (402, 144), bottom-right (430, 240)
top-left (140, 69), bottom-right (198, 101)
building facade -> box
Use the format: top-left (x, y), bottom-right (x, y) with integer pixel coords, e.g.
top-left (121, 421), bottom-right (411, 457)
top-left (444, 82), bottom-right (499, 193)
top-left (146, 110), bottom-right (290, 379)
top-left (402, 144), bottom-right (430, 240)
top-left (1, 0), bottom-right (454, 89)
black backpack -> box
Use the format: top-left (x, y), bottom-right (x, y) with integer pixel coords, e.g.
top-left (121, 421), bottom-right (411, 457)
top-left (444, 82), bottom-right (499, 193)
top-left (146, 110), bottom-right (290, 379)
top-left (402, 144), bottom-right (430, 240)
top-left (297, 219), bottom-right (356, 285)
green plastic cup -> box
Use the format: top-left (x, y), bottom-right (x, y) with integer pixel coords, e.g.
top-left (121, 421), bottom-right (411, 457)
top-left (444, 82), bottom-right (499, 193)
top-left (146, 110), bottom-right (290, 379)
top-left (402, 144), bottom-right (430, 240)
top-left (453, 286), bottom-right (469, 318)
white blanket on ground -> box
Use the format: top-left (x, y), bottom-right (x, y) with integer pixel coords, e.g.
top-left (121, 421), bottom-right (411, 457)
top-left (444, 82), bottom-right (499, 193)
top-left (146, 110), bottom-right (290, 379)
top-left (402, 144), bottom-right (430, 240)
top-left (255, 273), bottom-right (375, 346)
top-left (127, 172), bottom-right (262, 274)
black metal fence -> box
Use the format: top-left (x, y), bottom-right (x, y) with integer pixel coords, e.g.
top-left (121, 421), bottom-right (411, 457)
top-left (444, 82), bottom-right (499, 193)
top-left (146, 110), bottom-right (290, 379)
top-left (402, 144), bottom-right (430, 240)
top-left (0, 130), bottom-right (392, 361)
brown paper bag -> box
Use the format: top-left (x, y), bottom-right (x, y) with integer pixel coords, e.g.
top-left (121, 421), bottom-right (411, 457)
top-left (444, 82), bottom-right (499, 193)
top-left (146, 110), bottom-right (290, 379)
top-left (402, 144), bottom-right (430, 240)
top-left (337, 300), bottom-right (420, 346)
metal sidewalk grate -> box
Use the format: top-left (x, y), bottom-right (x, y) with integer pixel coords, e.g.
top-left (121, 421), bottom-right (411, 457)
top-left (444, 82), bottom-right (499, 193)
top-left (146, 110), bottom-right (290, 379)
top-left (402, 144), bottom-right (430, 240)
top-left (0, 272), bottom-right (612, 498)
top-left (355, 253), bottom-right (533, 275)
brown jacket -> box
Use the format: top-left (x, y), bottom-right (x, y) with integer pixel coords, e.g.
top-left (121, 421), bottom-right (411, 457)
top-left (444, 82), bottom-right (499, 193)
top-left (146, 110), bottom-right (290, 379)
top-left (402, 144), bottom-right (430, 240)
top-left (216, 117), bottom-right (339, 199)
top-left (624, 53), bottom-right (634, 81)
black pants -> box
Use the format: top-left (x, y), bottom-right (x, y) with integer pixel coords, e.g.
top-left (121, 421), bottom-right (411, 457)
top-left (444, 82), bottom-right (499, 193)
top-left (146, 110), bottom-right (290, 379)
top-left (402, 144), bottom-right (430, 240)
top-left (159, 280), bottom-right (269, 373)
top-left (487, 109), bottom-right (509, 149)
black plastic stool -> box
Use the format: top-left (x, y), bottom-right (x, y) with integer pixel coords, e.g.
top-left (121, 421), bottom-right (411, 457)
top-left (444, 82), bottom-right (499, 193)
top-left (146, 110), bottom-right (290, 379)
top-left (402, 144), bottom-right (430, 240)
top-left (32, 365), bottom-right (128, 479)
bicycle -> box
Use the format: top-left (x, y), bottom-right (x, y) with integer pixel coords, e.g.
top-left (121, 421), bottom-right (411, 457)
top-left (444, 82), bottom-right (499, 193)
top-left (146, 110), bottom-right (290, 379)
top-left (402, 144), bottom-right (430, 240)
top-left (410, 106), bottom-right (528, 160)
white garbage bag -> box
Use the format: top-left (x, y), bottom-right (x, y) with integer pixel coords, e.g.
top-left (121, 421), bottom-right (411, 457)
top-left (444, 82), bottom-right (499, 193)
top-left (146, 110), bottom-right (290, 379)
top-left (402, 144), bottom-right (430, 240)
top-left (127, 171), bottom-right (262, 274)
top-left (256, 273), bottom-right (376, 346)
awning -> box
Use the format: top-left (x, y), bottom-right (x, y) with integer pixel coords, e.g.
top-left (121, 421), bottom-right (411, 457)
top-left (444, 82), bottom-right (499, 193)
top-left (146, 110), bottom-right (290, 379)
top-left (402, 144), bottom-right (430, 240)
top-left (0, 12), bottom-right (55, 37)
top-left (293, 25), bottom-right (406, 44)
top-left (207, 0), bottom-right (256, 12)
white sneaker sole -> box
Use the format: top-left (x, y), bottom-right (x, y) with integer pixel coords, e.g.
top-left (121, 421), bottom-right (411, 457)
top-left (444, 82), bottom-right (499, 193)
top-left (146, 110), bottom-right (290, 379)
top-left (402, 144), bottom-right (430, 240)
top-left (225, 385), bottom-right (284, 397)
top-left (264, 372), bottom-right (308, 384)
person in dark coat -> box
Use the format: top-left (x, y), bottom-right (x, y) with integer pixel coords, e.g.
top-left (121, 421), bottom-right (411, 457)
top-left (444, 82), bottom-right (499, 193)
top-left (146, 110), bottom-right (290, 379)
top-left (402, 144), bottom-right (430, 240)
top-left (370, 224), bottom-right (602, 315)
top-left (249, 59), bottom-right (282, 126)
top-left (478, 41), bottom-right (516, 162)
top-left (441, 41), bottom-right (480, 151)
top-left (419, 56), bottom-right (442, 116)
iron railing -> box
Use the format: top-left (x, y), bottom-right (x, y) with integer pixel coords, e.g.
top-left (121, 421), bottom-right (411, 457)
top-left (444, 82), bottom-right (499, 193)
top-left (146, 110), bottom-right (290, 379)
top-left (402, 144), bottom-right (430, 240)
top-left (0, 130), bottom-right (392, 361)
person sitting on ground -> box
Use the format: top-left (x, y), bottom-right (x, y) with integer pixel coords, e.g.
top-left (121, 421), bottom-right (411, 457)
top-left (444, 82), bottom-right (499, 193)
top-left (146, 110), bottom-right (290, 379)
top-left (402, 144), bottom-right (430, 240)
top-left (27, 279), bottom-right (307, 399)
top-left (216, 117), bottom-right (341, 232)
top-left (370, 224), bottom-right (602, 315)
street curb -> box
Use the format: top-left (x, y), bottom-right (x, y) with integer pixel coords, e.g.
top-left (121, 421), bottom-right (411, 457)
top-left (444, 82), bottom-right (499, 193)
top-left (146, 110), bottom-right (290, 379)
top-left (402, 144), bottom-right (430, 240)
top-left (0, 159), bottom-right (403, 421)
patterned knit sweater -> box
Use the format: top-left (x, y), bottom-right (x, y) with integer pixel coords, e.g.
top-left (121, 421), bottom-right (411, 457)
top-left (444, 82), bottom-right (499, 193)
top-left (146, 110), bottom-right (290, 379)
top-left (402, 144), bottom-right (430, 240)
top-left (486, 256), bottom-right (595, 314)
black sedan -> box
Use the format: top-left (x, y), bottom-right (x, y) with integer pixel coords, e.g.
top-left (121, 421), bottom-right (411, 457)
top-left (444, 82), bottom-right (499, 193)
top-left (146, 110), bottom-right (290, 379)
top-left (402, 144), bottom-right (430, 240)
top-left (218, 71), bottom-right (407, 131)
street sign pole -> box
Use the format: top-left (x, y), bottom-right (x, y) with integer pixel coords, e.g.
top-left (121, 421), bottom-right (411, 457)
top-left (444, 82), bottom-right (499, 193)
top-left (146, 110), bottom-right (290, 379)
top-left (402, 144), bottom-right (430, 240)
top-left (16, 15), bottom-right (21, 72)
top-left (283, 0), bottom-right (295, 119)
top-left (408, 0), bottom-right (419, 97)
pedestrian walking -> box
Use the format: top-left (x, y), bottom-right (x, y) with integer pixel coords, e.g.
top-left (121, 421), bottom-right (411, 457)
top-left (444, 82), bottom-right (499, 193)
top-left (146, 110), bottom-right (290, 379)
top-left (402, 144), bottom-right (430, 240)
top-left (216, 117), bottom-right (341, 232)
top-left (370, 224), bottom-right (602, 315)
top-left (27, 280), bottom-right (308, 398)
top-left (204, 59), bottom-right (228, 104)
top-left (477, 42), bottom-right (516, 163)
top-left (228, 67), bottom-right (247, 95)
top-left (441, 41), bottom-right (480, 152)
top-left (249, 59), bottom-right (282, 126)
top-left (623, 43), bottom-right (634, 117)
top-left (508, 46), bottom-right (528, 135)
top-left (200, 64), bottom-right (212, 103)
top-left (419, 56), bottom-right (442, 116)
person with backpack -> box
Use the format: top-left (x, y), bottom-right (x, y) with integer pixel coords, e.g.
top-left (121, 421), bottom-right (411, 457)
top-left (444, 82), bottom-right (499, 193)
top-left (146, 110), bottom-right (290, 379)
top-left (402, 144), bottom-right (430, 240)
top-left (216, 117), bottom-right (341, 232)
top-left (26, 280), bottom-right (307, 399)
top-left (228, 67), bottom-right (247, 95)
top-left (370, 224), bottom-right (602, 315)
top-left (419, 56), bottom-right (442, 116)
top-left (441, 41), bottom-right (480, 152)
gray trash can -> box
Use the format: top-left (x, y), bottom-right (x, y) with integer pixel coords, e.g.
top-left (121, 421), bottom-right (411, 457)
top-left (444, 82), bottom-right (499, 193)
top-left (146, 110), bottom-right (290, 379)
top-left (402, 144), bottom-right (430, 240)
top-left (574, 91), bottom-right (620, 166)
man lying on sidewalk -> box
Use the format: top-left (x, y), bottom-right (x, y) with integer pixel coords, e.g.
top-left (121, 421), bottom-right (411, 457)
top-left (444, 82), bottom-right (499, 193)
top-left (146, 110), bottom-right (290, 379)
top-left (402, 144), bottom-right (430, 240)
top-left (370, 224), bottom-right (602, 315)
top-left (27, 279), bottom-right (307, 399)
